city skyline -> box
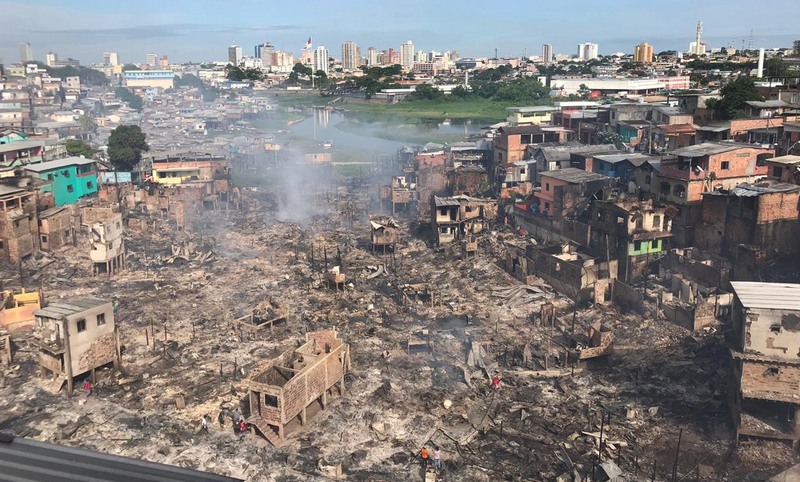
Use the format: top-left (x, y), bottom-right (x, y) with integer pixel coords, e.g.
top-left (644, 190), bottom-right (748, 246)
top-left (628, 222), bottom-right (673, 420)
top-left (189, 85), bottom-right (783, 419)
top-left (0, 0), bottom-right (798, 64)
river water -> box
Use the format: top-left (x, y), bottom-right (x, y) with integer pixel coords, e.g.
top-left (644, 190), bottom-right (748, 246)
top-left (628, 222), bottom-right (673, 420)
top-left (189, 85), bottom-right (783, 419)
top-left (288, 109), bottom-right (485, 159)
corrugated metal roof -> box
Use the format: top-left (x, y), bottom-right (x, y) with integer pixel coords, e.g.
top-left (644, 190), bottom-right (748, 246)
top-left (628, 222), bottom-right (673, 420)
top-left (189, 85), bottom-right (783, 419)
top-left (731, 282), bottom-right (800, 311)
top-left (34, 297), bottom-right (109, 319)
top-left (767, 155), bottom-right (800, 165)
top-left (23, 157), bottom-right (95, 173)
top-left (0, 433), bottom-right (242, 481)
top-left (433, 196), bottom-right (462, 207)
top-left (669, 142), bottom-right (759, 157)
top-left (541, 168), bottom-right (610, 184)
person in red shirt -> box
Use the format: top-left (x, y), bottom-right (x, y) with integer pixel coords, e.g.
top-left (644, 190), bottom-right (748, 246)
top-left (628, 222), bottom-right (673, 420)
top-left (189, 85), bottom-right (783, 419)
top-left (83, 380), bottom-right (93, 396)
top-left (239, 419), bottom-right (247, 441)
top-left (491, 375), bottom-right (501, 391)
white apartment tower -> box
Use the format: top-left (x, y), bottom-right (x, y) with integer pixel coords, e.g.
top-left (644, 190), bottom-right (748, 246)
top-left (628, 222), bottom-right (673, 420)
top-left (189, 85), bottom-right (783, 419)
top-left (367, 47), bottom-right (379, 67)
top-left (103, 51), bottom-right (119, 66)
top-left (400, 41), bottom-right (414, 69)
top-left (19, 42), bottom-right (33, 62)
top-left (542, 44), bottom-right (553, 64)
top-left (577, 43), bottom-right (599, 61)
top-left (341, 41), bottom-right (361, 70)
top-left (45, 52), bottom-right (57, 67)
top-left (313, 46), bottom-right (330, 75)
top-left (227, 45), bottom-right (242, 65)
top-left (146, 53), bottom-right (157, 67)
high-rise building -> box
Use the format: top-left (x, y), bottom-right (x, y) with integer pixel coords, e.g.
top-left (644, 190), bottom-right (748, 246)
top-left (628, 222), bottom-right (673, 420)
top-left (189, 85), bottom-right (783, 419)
top-left (415, 50), bottom-right (427, 63)
top-left (313, 46), bottom-right (329, 75)
top-left (160, 55), bottom-right (169, 68)
top-left (103, 51), bottom-right (119, 66)
top-left (689, 20), bottom-right (704, 56)
top-left (341, 41), bottom-right (361, 70)
top-left (634, 42), bottom-right (654, 63)
top-left (146, 53), bottom-right (157, 67)
top-left (400, 41), bottom-right (414, 69)
top-left (45, 52), bottom-right (57, 67)
top-left (256, 43), bottom-right (275, 67)
top-left (367, 47), bottom-right (379, 66)
top-left (227, 45), bottom-right (242, 65)
top-left (793, 40), bottom-right (800, 57)
top-left (19, 42), bottom-right (32, 62)
top-left (542, 44), bottom-right (553, 64)
top-left (577, 43), bottom-right (599, 61)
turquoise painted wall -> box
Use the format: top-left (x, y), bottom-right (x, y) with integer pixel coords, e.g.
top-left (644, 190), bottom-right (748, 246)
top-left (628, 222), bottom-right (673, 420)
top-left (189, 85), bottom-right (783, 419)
top-left (37, 164), bottom-right (98, 206)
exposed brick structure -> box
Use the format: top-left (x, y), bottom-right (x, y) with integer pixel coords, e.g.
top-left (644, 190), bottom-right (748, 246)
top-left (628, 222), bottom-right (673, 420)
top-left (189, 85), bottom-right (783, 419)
top-left (246, 330), bottom-right (350, 445)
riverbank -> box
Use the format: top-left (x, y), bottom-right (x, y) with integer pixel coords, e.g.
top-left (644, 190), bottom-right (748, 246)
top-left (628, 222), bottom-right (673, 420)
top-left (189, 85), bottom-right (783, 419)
top-left (333, 118), bottom-right (467, 145)
top-left (273, 93), bottom-right (508, 121)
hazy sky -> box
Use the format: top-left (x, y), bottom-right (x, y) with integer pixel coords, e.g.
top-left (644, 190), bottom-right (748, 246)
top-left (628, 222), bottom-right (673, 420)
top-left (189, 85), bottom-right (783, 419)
top-left (1, 0), bottom-right (798, 65)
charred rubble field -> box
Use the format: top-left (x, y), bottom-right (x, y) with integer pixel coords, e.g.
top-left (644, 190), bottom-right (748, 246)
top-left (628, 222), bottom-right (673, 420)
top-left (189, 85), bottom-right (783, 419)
top-left (0, 180), bottom-right (797, 482)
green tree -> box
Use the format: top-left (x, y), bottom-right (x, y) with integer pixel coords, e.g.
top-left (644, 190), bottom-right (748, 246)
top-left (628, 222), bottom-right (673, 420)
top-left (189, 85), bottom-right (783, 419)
top-left (108, 125), bottom-right (149, 171)
top-left (122, 64), bottom-right (141, 71)
top-left (597, 131), bottom-right (626, 150)
top-left (114, 87), bottom-right (144, 111)
top-left (409, 83), bottom-right (445, 101)
top-left (706, 76), bottom-right (763, 119)
top-left (65, 139), bottom-right (94, 158)
top-left (174, 74), bottom-right (206, 89)
top-left (78, 115), bottom-right (97, 133)
top-left (225, 64), bottom-right (246, 81)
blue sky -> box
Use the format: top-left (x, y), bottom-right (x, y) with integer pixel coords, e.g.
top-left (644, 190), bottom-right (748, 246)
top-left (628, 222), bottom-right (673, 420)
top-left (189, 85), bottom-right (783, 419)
top-left (1, 0), bottom-right (798, 65)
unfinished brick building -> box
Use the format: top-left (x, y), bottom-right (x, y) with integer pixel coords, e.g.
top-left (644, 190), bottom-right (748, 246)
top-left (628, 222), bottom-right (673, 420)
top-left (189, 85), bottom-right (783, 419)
top-left (246, 330), bottom-right (350, 445)
top-left (0, 185), bottom-right (37, 263)
top-left (38, 205), bottom-right (74, 252)
top-left (729, 282), bottom-right (800, 445)
top-left (696, 180), bottom-right (800, 280)
top-left (32, 297), bottom-right (121, 394)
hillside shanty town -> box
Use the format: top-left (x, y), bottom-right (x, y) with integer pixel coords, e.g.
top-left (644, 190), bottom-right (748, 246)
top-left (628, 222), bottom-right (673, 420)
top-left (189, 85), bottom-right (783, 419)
top-left (3, 20), bottom-right (800, 482)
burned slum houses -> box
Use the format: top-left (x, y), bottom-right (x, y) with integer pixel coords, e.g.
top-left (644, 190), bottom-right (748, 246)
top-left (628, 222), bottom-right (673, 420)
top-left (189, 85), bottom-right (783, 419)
top-left (1, 96), bottom-right (800, 482)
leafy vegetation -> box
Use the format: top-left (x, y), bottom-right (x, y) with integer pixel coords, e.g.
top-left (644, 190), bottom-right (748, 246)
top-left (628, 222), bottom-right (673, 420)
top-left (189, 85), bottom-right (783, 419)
top-left (225, 64), bottom-right (263, 81)
top-left (36, 63), bottom-right (108, 86)
top-left (706, 76), bottom-right (763, 120)
top-left (108, 125), bottom-right (149, 171)
top-left (287, 63), bottom-right (330, 89)
top-left (114, 87), bottom-right (143, 110)
top-left (65, 139), bottom-right (94, 158)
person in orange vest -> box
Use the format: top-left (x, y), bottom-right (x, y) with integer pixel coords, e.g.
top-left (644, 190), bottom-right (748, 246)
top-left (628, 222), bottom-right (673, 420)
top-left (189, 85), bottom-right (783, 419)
top-left (419, 446), bottom-right (430, 469)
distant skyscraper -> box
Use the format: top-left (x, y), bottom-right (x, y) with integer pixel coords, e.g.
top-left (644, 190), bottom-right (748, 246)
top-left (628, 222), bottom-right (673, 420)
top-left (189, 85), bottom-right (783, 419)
top-left (577, 43), bottom-right (599, 61)
top-left (160, 55), bottom-right (169, 68)
top-left (690, 20), bottom-right (704, 55)
top-left (146, 53), bottom-right (157, 67)
top-left (542, 44), bottom-right (553, 64)
top-left (634, 42), bottom-right (654, 63)
top-left (400, 41), bottom-right (414, 69)
top-left (19, 42), bottom-right (32, 62)
top-left (227, 45), bottom-right (242, 65)
top-left (256, 43), bottom-right (275, 67)
top-left (45, 52), bottom-right (57, 67)
top-left (367, 47), bottom-right (379, 67)
top-left (103, 51), bottom-right (119, 66)
top-left (313, 46), bottom-right (329, 75)
top-left (341, 41), bottom-right (361, 70)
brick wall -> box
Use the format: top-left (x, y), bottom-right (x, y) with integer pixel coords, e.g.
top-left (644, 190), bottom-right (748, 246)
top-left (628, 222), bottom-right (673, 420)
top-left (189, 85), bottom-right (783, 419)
top-left (741, 360), bottom-right (800, 399)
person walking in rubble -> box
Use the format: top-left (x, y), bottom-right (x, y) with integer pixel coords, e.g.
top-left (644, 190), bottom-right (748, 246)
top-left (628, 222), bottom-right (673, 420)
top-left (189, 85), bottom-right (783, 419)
top-left (238, 419), bottom-right (247, 441)
top-left (491, 375), bottom-right (501, 391)
top-left (433, 446), bottom-right (442, 470)
top-left (200, 415), bottom-right (209, 433)
top-left (217, 410), bottom-right (225, 428)
top-left (83, 380), bottom-right (93, 396)
top-left (419, 446), bottom-right (429, 470)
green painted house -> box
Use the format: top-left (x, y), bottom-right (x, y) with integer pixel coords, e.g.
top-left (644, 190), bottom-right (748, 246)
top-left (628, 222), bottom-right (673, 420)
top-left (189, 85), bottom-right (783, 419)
top-left (24, 157), bottom-right (98, 206)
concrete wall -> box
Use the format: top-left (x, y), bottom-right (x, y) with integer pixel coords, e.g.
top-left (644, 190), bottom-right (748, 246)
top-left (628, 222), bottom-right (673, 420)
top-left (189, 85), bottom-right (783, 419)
top-left (612, 279), bottom-right (644, 312)
top-left (65, 302), bottom-right (116, 376)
